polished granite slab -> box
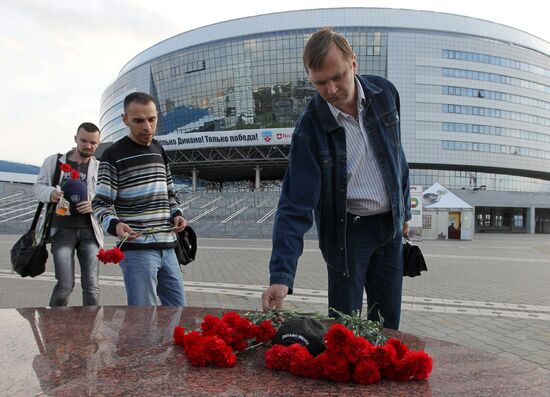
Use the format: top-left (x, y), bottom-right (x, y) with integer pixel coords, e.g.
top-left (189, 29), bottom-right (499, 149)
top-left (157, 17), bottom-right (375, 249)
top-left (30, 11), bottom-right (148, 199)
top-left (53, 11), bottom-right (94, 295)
top-left (1, 306), bottom-right (549, 396)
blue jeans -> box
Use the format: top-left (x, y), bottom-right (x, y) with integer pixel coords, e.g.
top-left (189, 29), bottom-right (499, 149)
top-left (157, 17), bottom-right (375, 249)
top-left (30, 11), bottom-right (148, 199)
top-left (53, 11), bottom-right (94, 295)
top-left (327, 212), bottom-right (403, 329)
top-left (119, 249), bottom-right (186, 306)
top-left (50, 226), bottom-right (100, 306)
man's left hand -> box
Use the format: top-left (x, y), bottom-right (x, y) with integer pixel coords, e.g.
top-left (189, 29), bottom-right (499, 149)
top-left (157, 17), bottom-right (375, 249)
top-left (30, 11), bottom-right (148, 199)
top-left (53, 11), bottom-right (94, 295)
top-left (403, 222), bottom-right (410, 236)
top-left (173, 216), bottom-right (188, 233)
top-left (76, 201), bottom-right (93, 214)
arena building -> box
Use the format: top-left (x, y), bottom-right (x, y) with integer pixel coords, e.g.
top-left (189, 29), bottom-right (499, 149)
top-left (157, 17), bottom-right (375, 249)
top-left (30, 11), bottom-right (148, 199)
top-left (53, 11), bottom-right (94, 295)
top-left (99, 8), bottom-right (550, 233)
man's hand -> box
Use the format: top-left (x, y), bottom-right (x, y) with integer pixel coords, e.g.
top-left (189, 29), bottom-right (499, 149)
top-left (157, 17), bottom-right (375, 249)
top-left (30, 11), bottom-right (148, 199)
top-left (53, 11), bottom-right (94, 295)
top-left (76, 201), bottom-right (93, 214)
top-left (172, 215), bottom-right (187, 233)
top-left (403, 222), bottom-right (410, 236)
top-left (115, 222), bottom-right (140, 241)
top-left (50, 189), bottom-right (64, 203)
top-left (261, 284), bottom-right (289, 312)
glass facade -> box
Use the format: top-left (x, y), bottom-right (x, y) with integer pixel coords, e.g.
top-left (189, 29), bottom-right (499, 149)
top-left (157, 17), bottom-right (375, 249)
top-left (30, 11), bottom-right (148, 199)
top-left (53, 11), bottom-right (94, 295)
top-left (442, 122), bottom-right (550, 144)
top-left (100, 8), bottom-right (550, 196)
top-left (410, 169), bottom-right (550, 193)
top-left (442, 50), bottom-right (550, 78)
top-left (442, 67), bottom-right (550, 94)
top-left (146, 30), bottom-right (387, 136)
top-left (442, 86), bottom-right (550, 111)
top-left (476, 207), bottom-right (528, 233)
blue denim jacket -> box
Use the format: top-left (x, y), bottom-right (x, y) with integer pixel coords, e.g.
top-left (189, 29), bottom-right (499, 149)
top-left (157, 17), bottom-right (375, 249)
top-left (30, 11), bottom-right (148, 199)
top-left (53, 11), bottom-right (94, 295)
top-left (269, 74), bottom-right (411, 292)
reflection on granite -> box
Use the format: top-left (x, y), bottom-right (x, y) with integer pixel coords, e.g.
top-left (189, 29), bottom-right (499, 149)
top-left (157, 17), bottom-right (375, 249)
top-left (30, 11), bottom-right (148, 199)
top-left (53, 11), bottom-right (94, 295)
top-left (1, 306), bottom-right (548, 396)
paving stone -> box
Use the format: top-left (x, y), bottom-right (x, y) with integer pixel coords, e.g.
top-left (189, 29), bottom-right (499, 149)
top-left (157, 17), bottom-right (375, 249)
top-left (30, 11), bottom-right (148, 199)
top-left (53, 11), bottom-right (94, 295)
top-left (522, 354), bottom-right (550, 366)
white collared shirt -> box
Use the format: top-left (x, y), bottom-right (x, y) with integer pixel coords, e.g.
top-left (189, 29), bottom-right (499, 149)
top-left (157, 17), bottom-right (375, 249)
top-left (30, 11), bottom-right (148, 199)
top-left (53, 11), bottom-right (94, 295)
top-left (326, 77), bottom-right (390, 216)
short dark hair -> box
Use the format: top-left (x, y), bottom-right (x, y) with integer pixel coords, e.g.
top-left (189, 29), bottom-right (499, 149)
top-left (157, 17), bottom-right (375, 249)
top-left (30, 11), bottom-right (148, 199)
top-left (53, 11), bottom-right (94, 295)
top-left (303, 28), bottom-right (354, 72)
top-left (77, 122), bottom-right (100, 134)
top-left (123, 92), bottom-right (154, 112)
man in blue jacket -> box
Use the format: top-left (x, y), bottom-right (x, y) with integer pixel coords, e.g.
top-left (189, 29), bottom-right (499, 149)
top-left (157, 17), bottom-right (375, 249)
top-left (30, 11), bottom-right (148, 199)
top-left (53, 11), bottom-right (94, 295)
top-left (261, 29), bottom-right (411, 329)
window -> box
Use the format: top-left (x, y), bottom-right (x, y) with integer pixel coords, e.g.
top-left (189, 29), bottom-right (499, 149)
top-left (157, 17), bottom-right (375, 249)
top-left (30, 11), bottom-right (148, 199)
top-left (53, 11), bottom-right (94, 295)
top-left (422, 215), bottom-right (432, 229)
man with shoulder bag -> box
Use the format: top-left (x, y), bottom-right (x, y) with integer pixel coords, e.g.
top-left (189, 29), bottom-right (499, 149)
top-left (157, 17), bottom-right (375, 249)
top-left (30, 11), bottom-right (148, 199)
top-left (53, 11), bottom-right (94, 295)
top-left (32, 122), bottom-right (104, 306)
top-left (10, 155), bottom-right (61, 278)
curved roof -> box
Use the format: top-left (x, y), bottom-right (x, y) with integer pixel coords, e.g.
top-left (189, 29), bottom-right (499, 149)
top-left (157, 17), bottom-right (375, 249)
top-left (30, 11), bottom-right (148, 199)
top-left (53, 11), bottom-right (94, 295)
top-left (118, 7), bottom-right (550, 77)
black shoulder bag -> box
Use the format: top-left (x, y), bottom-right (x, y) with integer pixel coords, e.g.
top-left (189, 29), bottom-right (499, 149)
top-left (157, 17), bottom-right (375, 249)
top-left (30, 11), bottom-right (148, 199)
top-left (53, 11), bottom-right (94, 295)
top-left (403, 234), bottom-right (428, 278)
top-left (11, 154), bottom-right (62, 277)
top-left (175, 225), bottom-right (197, 266)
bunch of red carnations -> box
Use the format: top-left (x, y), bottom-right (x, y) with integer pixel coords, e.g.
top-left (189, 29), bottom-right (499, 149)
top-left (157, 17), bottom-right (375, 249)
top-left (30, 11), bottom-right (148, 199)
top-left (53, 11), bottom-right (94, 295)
top-left (173, 311), bottom-right (432, 384)
top-left (97, 234), bottom-right (130, 264)
top-left (264, 323), bottom-right (432, 384)
top-left (96, 246), bottom-right (125, 264)
top-left (173, 312), bottom-right (276, 367)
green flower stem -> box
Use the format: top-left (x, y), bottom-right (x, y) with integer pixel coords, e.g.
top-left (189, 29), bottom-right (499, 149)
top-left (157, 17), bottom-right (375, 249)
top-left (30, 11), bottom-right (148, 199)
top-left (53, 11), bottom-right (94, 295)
top-left (243, 307), bottom-right (388, 346)
top-left (115, 234), bottom-right (129, 248)
top-left (140, 226), bottom-right (177, 243)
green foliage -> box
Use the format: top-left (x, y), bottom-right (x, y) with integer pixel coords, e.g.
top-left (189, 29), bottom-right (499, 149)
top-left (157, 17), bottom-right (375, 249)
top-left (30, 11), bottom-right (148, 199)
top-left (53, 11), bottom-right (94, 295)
top-left (244, 307), bottom-right (387, 346)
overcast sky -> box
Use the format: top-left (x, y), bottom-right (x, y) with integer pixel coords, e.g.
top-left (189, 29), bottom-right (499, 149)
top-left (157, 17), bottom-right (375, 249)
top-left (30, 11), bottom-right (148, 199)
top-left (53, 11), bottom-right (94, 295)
top-left (1, 0), bottom-right (548, 166)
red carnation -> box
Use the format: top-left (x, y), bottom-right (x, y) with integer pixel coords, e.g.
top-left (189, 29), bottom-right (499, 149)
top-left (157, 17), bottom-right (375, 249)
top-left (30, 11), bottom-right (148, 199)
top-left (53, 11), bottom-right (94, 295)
top-left (59, 163), bottom-right (80, 180)
top-left (223, 312), bottom-right (255, 341)
top-left (201, 314), bottom-right (224, 336)
top-left (254, 320), bottom-right (276, 343)
top-left (173, 326), bottom-right (185, 346)
top-left (206, 336), bottom-right (237, 368)
top-left (265, 344), bottom-right (292, 371)
top-left (343, 336), bottom-right (373, 364)
top-left (325, 323), bottom-right (355, 353)
top-left (384, 350), bottom-right (433, 381)
top-left (288, 344), bottom-right (319, 378)
top-left (373, 340), bottom-right (397, 368)
top-left (186, 345), bottom-right (208, 366)
top-left (221, 311), bottom-right (243, 328)
top-left (353, 359), bottom-right (381, 385)
top-left (386, 337), bottom-right (408, 360)
top-left (407, 351), bottom-right (433, 380)
top-left (110, 247), bottom-right (125, 263)
top-left (318, 351), bottom-right (352, 383)
top-left (182, 331), bottom-right (202, 353)
top-left (97, 247), bottom-right (125, 264)
top-left (60, 163), bottom-right (72, 172)
top-left (183, 334), bottom-right (209, 367)
top-left (305, 356), bottom-right (324, 379)
top-left (231, 339), bottom-right (248, 352)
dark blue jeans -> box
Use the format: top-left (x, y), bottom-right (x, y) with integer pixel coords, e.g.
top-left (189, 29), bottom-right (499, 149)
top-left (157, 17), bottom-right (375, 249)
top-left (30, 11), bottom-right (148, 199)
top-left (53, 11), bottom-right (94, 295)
top-left (50, 226), bottom-right (100, 306)
top-left (327, 212), bottom-right (403, 329)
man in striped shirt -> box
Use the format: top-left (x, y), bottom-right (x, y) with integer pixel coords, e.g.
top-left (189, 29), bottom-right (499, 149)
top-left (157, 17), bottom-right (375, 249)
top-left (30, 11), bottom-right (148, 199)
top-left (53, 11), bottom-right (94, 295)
top-left (262, 29), bottom-right (411, 329)
top-left (93, 92), bottom-right (186, 306)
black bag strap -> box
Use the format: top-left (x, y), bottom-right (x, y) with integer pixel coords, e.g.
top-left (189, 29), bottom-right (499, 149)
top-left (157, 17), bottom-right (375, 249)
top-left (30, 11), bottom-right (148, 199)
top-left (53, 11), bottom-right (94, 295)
top-left (30, 154), bottom-right (62, 232)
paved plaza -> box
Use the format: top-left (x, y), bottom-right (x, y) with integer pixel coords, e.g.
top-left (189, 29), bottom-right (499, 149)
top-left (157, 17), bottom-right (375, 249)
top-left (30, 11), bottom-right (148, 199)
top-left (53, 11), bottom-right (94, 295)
top-left (1, 233), bottom-right (549, 370)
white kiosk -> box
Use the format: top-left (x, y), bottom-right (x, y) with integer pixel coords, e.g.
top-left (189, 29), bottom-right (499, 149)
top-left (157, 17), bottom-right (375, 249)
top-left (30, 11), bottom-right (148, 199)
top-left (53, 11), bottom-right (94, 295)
top-left (422, 183), bottom-right (474, 240)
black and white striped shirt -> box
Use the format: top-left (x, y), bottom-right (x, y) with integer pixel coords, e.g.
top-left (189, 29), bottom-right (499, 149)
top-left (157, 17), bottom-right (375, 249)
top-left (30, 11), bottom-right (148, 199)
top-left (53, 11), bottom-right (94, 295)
top-left (92, 136), bottom-right (182, 250)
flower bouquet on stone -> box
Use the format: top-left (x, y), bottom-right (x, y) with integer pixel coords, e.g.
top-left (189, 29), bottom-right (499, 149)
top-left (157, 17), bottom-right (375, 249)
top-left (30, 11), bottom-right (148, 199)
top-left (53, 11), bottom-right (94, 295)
top-left (172, 309), bottom-right (433, 385)
top-left (173, 311), bottom-right (276, 367)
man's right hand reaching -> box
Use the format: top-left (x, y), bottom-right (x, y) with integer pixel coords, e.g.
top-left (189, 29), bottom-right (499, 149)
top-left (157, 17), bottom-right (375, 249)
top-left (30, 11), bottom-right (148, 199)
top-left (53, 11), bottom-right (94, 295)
top-left (115, 222), bottom-right (140, 241)
top-left (261, 284), bottom-right (289, 312)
